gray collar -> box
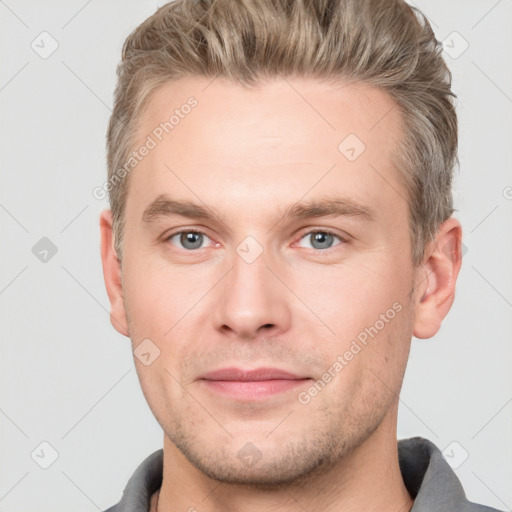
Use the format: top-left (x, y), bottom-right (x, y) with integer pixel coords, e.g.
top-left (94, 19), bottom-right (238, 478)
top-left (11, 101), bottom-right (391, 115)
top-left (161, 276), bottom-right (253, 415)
top-left (104, 437), bottom-right (502, 512)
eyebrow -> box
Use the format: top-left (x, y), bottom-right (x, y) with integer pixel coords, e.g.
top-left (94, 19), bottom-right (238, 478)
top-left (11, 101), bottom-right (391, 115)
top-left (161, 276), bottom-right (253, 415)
top-left (141, 194), bottom-right (376, 227)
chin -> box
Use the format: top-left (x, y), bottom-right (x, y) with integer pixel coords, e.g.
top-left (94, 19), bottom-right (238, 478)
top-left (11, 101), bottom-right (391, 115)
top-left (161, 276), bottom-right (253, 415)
top-left (190, 454), bottom-right (333, 488)
top-left (171, 430), bottom-right (348, 488)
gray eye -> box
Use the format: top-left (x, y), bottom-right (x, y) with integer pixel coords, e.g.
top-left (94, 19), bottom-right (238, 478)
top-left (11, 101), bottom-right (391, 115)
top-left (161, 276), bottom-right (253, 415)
top-left (299, 231), bottom-right (341, 250)
top-left (169, 231), bottom-right (208, 250)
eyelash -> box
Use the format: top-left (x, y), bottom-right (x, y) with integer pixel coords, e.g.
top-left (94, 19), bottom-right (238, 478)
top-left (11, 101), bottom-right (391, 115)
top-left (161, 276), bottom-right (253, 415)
top-left (164, 228), bottom-right (347, 252)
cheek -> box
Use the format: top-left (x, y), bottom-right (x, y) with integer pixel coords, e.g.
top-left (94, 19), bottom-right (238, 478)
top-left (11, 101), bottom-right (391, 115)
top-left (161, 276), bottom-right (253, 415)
top-left (359, 301), bottom-right (415, 391)
top-left (294, 258), bottom-right (409, 334)
top-left (300, 262), bottom-right (413, 386)
top-left (311, 303), bottom-right (414, 423)
top-left (133, 361), bottom-right (181, 433)
top-left (122, 257), bottom-right (200, 339)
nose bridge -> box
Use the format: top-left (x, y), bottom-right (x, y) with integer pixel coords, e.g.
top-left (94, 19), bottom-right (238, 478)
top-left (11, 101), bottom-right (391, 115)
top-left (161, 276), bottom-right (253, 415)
top-left (212, 236), bottom-right (290, 338)
top-left (231, 242), bottom-right (271, 300)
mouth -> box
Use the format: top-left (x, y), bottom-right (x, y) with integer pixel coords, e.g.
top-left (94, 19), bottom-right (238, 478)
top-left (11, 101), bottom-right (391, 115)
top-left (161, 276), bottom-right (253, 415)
top-left (199, 367), bottom-right (312, 401)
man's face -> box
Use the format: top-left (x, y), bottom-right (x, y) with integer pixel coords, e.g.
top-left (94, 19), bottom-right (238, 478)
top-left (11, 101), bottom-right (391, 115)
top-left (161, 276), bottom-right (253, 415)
top-left (116, 77), bottom-right (421, 484)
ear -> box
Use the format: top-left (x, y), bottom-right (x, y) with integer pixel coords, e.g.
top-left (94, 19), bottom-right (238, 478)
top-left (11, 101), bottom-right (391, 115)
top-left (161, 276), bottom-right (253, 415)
top-left (413, 217), bottom-right (463, 339)
top-left (99, 209), bottom-right (129, 337)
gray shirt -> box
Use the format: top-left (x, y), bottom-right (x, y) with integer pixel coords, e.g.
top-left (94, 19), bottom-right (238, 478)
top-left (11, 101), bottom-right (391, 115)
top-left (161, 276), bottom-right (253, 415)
top-left (103, 437), bottom-right (503, 512)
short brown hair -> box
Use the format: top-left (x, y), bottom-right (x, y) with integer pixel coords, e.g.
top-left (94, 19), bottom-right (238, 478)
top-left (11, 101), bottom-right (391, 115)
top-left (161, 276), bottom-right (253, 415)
top-left (106, 0), bottom-right (457, 265)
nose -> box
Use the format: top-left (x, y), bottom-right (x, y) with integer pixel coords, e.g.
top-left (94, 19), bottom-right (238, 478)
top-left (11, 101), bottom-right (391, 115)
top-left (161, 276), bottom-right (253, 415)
top-left (212, 244), bottom-right (292, 341)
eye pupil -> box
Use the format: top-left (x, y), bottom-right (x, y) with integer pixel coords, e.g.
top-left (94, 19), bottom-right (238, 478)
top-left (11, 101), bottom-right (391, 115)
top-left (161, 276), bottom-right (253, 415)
top-left (311, 232), bottom-right (334, 250)
top-left (180, 232), bottom-right (203, 250)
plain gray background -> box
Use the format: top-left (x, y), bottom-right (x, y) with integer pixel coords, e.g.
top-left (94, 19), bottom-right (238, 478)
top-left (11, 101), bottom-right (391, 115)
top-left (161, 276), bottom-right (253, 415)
top-left (1, 1), bottom-right (511, 511)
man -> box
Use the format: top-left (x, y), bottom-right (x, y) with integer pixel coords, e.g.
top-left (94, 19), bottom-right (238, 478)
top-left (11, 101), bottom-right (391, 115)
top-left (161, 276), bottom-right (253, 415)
top-left (99, 0), bottom-right (502, 511)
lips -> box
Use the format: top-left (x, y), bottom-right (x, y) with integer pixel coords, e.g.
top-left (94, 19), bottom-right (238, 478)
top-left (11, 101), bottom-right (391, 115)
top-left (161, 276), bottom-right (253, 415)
top-left (201, 367), bottom-right (306, 381)
top-left (199, 367), bottom-right (311, 400)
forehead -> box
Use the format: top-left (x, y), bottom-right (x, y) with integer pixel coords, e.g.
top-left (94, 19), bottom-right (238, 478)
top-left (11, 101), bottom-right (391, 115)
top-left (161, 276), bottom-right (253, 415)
top-left (138, 75), bottom-right (402, 155)
top-left (127, 76), bottom-right (405, 220)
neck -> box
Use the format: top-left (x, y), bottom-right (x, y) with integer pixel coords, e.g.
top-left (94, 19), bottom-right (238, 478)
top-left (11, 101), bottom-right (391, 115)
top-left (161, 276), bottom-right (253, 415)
top-left (154, 413), bottom-right (413, 512)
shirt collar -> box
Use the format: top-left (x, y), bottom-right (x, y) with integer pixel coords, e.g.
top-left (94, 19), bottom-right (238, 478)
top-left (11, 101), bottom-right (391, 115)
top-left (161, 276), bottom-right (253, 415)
top-left (105, 437), bottom-right (496, 512)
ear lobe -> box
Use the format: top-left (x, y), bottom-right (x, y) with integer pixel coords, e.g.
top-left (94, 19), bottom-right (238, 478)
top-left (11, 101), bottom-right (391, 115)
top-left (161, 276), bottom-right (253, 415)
top-left (413, 218), bottom-right (463, 339)
top-left (99, 209), bottom-right (129, 337)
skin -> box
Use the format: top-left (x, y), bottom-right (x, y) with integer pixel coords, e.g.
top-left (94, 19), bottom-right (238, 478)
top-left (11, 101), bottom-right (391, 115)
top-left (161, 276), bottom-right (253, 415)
top-left (100, 76), bottom-right (462, 512)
